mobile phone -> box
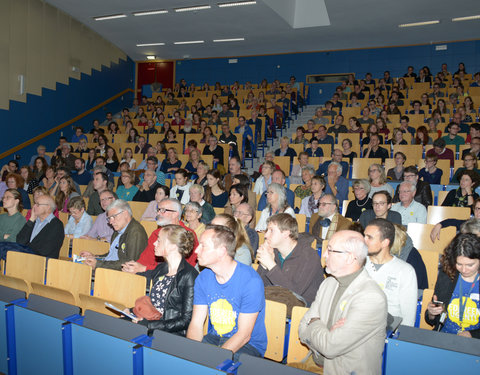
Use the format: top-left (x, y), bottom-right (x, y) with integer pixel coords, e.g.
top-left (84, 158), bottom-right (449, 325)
top-left (432, 300), bottom-right (444, 306)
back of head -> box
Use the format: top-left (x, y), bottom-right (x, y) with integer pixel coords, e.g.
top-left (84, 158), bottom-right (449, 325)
top-left (161, 224), bottom-right (195, 258)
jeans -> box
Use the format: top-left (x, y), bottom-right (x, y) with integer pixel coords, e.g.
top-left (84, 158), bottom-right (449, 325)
top-left (202, 333), bottom-right (262, 362)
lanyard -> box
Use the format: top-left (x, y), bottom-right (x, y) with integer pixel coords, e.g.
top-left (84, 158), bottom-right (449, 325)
top-left (458, 273), bottom-right (479, 331)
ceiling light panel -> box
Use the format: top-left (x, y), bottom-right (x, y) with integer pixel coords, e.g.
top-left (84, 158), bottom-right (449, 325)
top-left (137, 43), bottom-right (166, 47)
top-left (174, 40), bottom-right (205, 45)
top-left (133, 10), bottom-right (168, 16)
top-left (94, 14), bottom-right (127, 21)
top-left (213, 38), bottom-right (245, 42)
top-left (146, 56), bottom-right (156, 60)
top-left (452, 15), bottom-right (480, 22)
top-left (175, 5), bottom-right (211, 12)
top-left (398, 20), bottom-right (439, 28)
top-left (218, 1), bottom-right (256, 7)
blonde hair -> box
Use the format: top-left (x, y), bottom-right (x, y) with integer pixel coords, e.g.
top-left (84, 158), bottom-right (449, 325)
top-left (391, 224), bottom-right (407, 256)
top-left (160, 224), bottom-right (195, 257)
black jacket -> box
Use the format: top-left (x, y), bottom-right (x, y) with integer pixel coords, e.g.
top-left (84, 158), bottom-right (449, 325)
top-left (138, 258), bottom-right (198, 336)
top-left (16, 217), bottom-right (64, 258)
top-left (425, 270), bottom-right (480, 338)
top-left (393, 180), bottom-right (432, 207)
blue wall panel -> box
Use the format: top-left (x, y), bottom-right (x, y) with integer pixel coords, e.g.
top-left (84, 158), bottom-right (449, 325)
top-left (0, 57), bottom-right (135, 166)
top-left (175, 40), bottom-right (480, 93)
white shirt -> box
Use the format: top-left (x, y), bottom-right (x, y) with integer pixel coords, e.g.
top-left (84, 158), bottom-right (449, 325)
top-left (365, 256), bottom-right (418, 326)
top-left (255, 206), bottom-right (295, 232)
top-left (391, 200), bottom-right (427, 225)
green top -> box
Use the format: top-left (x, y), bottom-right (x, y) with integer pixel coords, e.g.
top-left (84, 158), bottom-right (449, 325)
top-left (0, 211), bottom-right (26, 242)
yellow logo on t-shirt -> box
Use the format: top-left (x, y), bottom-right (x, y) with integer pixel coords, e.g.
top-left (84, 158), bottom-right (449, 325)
top-left (447, 297), bottom-right (480, 328)
top-left (210, 299), bottom-right (237, 336)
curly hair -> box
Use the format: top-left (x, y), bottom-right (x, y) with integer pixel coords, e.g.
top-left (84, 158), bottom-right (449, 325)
top-left (441, 233), bottom-right (480, 280)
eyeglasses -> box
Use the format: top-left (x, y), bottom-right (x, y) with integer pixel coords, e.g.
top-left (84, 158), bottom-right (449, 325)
top-left (157, 207), bottom-right (177, 214)
top-left (107, 210), bottom-right (124, 222)
top-left (100, 196), bottom-right (115, 202)
top-left (266, 191), bottom-right (274, 195)
top-left (327, 248), bottom-right (349, 255)
top-left (319, 202), bottom-right (335, 206)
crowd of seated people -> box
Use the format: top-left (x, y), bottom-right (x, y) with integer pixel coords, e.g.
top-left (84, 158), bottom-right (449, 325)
top-left (0, 69), bottom-right (479, 374)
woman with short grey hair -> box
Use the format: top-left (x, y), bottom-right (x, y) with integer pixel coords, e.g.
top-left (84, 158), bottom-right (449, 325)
top-left (345, 179), bottom-right (373, 221)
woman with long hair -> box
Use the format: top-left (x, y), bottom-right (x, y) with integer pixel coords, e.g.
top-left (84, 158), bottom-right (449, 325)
top-left (368, 164), bottom-right (394, 198)
top-left (0, 188), bottom-right (26, 242)
top-left (55, 176), bottom-right (79, 212)
top-left (32, 157), bottom-right (48, 181)
top-left (120, 147), bottom-right (137, 170)
top-left (105, 147), bottom-right (119, 172)
top-left (426, 233), bottom-right (480, 337)
top-left (161, 147), bottom-right (182, 174)
top-left (415, 126), bottom-right (433, 146)
top-left (184, 149), bottom-right (201, 174)
top-left (204, 169), bottom-right (228, 208)
top-left (211, 213), bottom-right (253, 266)
top-left (255, 182), bottom-right (295, 232)
top-left (19, 165), bottom-right (39, 194)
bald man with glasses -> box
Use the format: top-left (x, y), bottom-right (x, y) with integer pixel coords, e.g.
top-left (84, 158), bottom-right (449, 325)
top-left (292, 230), bottom-right (387, 374)
top-left (122, 198), bottom-right (198, 274)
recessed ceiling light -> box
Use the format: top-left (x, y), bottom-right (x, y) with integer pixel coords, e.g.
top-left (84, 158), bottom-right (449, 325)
top-left (94, 14), bottom-right (127, 21)
top-left (146, 56), bottom-right (156, 60)
top-left (213, 38), bottom-right (245, 42)
top-left (398, 20), bottom-right (439, 28)
top-left (218, 1), bottom-right (256, 7)
top-left (452, 15), bottom-right (480, 22)
top-left (174, 40), bottom-right (205, 45)
top-left (175, 5), bottom-right (211, 12)
top-left (137, 43), bottom-right (166, 47)
top-left (133, 9), bottom-right (168, 16)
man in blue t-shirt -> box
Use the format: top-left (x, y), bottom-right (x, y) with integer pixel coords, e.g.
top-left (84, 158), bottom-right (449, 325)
top-left (187, 225), bottom-right (267, 359)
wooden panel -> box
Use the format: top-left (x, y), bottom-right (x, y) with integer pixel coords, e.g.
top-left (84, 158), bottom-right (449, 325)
top-left (426, 206), bottom-right (470, 226)
top-left (5, 252), bottom-right (45, 286)
top-left (93, 268), bottom-right (146, 308)
top-left (71, 238), bottom-right (110, 257)
top-left (419, 289), bottom-right (434, 330)
top-left (418, 250), bottom-right (440, 290)
top-left (286, 306), bottom-right (309, 364)
top-left (407, 222), bottom-right (456, 253)
top-left (45, 258), bottom-right (92, 301)
top-left (264, 300), bottom-right (287, 362)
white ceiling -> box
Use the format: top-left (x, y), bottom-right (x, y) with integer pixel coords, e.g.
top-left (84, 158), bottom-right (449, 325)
top-left (44, 0), bottom-right (480, 61)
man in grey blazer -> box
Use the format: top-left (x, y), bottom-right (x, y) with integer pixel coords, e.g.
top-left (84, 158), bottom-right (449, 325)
top-left (294, 230), bottom-right (387, 375)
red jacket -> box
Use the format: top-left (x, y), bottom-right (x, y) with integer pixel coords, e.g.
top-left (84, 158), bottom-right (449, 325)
top-left (137, 222), bottom-right (198, 269)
